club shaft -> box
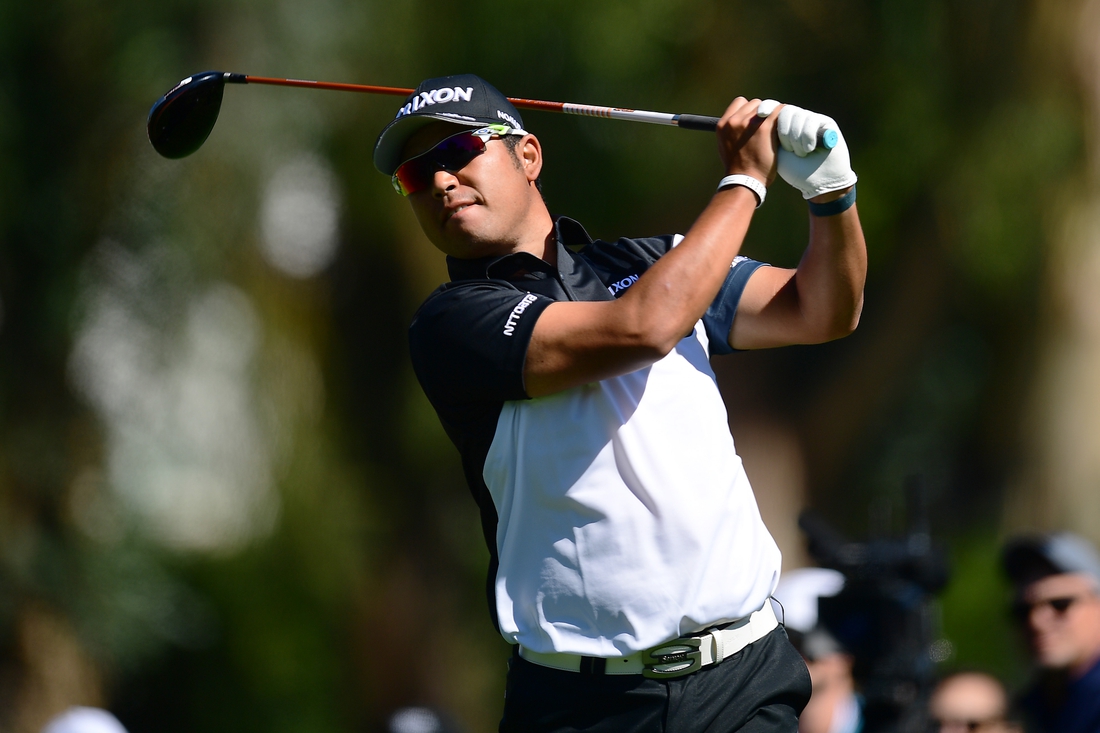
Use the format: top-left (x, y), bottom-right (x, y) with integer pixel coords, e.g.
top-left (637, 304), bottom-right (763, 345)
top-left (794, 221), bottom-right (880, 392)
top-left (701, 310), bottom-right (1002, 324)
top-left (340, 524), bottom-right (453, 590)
top-left (240, 75), bottom-right (719, 131)
top-left (243, 75), bottom-right (413, 97)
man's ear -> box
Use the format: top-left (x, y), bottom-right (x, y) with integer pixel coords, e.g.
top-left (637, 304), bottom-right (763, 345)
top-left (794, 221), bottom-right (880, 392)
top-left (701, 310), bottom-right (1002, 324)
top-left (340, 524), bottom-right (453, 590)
top-left (519, 135), bottom-right (543, 183)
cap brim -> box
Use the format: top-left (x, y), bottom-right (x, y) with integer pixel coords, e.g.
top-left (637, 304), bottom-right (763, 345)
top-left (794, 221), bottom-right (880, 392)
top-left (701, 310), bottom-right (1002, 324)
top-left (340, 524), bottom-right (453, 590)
top-left (372, 112), bottom-right (485, 175)
top-left (1003, 536), bottom-right (1062, 586)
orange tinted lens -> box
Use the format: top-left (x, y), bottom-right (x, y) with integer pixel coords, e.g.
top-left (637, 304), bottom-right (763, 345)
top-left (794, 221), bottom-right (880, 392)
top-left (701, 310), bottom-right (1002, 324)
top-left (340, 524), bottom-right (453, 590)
top-left (392, 132), bottom-right (486, 195)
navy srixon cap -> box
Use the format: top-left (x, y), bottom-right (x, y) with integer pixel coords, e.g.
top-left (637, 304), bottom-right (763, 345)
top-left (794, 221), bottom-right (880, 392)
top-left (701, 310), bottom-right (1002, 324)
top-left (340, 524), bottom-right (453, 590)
top-left (373, 74), bottom-right (525, 175)
top-left (1003, 532), bottom-right (1100, 587)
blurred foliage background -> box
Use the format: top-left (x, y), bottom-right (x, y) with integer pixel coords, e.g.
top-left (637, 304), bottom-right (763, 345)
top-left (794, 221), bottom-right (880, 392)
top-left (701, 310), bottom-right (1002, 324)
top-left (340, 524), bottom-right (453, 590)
top-left (2, 0), bottom-right (1100, 730)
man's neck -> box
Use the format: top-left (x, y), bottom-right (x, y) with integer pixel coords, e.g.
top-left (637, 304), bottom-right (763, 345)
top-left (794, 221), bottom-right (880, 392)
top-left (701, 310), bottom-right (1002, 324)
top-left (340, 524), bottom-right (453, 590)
top-left (507, 206), bottom-right (557, 265)
top-left (1070, 646), bottom-right (1100, 680)
top-left (800, 677), bottom-right (856, 733)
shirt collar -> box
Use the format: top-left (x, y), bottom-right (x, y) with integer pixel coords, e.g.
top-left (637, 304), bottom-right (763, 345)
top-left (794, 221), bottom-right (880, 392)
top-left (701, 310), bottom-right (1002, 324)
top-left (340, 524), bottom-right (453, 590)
top-left (445, 216), bottom-right (594, 282)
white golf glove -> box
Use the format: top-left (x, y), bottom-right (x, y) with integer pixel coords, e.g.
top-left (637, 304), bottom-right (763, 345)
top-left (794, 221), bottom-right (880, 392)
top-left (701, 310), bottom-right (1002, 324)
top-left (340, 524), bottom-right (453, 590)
top-left (758, 100), bottom-right (857, 199)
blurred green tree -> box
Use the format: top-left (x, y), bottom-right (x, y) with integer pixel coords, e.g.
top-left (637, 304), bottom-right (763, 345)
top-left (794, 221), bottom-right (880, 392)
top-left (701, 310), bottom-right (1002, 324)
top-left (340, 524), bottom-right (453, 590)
top-left (0, 0), bottom-right (1093, 730)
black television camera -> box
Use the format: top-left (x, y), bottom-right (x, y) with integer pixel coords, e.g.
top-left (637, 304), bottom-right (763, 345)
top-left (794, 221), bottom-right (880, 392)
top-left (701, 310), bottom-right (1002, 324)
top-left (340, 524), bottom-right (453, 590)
top-left (798, 480), bottom-right (950, 733)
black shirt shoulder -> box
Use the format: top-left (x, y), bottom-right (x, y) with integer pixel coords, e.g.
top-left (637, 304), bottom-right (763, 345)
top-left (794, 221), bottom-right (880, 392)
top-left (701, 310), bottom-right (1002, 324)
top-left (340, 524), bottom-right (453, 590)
top-left (409, 279), bottom-right (554, 406)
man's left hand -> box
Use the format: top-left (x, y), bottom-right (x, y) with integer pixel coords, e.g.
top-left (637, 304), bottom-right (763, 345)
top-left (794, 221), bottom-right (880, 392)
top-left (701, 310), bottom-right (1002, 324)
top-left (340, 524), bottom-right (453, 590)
top-left (758, 101), bottom-right (858, 200)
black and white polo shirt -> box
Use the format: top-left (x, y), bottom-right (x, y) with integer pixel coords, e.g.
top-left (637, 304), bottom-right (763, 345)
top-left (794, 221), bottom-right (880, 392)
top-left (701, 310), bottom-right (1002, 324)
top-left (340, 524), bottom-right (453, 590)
top-left (409, 216), bottom-right (782, 657)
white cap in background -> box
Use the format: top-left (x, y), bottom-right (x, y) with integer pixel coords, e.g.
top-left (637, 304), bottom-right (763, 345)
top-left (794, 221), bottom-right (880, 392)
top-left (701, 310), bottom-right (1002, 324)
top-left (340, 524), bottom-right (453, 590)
top-left (41, 707), bottom-right (128, 733)
top-left (771, 567), bottom-right (846, 633)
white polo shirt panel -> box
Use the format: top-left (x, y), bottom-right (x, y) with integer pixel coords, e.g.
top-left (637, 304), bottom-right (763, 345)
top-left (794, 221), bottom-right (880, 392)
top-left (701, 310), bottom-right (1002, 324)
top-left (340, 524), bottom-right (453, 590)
top-left (485, 323), bottom-right (782, 656)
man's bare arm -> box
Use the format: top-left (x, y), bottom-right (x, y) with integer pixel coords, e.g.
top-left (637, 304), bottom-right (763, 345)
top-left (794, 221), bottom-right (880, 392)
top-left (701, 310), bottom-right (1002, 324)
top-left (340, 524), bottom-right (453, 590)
top-left (524, 97), bottom-right (776, 398)
top-left (729, 190), bottom-right (866, 349)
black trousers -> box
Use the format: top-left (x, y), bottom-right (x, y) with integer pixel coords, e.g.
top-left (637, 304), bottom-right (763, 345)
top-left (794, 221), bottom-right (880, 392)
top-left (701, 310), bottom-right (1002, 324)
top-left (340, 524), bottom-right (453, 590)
top-left (499, 626), bottom-right (811, 733)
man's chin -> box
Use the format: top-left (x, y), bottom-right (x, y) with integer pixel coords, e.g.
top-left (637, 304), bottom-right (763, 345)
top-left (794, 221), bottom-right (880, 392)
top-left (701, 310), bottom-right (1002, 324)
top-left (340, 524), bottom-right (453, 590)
top-left (444, 203), bottom-right (483, 230)
top-left (435, 230), bottom-right (502, 260)
top-left (1033, 644), bottom-right (1072, 669)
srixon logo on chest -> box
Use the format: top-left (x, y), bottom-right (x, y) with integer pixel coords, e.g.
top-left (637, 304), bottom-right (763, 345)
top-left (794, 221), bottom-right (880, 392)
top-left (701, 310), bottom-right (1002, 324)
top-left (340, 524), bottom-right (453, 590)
top-left (608, 274), bottom-right (640, 296)
top-left (395, 87), bottom-right (474, 118)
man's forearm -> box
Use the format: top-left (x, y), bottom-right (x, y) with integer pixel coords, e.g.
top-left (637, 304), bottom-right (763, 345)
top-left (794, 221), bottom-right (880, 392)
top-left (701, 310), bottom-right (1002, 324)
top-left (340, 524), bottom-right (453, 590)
top-left (524, 97), bottom-right (780, 397)
top-left (727, 189), bottom-right (866, 350)
top-left (796, 190), bottom-right (866, 340)
top-left (612, 185), bottom-right (759, 353)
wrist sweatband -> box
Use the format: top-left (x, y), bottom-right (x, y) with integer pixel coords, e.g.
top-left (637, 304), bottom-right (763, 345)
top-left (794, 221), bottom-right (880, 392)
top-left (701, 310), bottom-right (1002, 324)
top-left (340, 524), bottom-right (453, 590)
top-left (807, 185), bottom-right (856, 217)
top-left (717, 174), bottom-right (766, 208)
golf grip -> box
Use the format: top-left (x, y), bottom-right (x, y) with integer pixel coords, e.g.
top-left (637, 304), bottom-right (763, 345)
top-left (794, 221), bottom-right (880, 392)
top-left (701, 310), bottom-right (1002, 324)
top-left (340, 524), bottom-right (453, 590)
top-left (676, 114), bottom-right (721, 131)
top-left (677, 113), bottom-right (838, 149)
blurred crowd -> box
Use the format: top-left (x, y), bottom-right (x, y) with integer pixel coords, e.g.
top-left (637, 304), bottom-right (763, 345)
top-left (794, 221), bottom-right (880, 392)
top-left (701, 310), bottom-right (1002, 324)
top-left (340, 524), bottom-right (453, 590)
top-left (36, 530), bottom-right (1100, 733)
top-left (774, 531), bottom-right (1100, 733)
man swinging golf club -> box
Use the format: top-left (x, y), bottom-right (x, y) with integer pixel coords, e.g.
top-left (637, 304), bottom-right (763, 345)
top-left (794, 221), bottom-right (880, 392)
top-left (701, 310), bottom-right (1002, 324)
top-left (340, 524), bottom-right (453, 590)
top-left (374, 74), bottom-right (866, 732)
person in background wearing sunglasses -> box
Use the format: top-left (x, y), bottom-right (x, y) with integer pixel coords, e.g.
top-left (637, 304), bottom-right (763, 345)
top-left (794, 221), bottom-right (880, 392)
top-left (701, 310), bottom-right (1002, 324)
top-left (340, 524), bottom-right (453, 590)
top-left (1002, 532), bottom-right (1100, 733)
top-left (928, 672), bottom-right (1021, 733)
top-left (373, 74), bottom-right (865, 732)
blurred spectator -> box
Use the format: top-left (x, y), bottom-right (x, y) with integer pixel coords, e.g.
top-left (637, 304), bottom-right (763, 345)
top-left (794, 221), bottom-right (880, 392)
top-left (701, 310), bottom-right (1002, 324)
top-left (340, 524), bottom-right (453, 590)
top-left (40, 707), bottom-right (128, 733)
top-left (928, 671), bottom-right (1021, 733)
top-left (1002, 532), bottom-right (1100, 733)
top-left (771, 568), bottom-right (862, 733)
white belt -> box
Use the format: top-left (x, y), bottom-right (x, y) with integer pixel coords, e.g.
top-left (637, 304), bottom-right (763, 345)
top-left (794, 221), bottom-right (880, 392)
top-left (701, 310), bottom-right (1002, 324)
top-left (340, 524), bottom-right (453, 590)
top-left (518, 602), bottom-right (778, 679)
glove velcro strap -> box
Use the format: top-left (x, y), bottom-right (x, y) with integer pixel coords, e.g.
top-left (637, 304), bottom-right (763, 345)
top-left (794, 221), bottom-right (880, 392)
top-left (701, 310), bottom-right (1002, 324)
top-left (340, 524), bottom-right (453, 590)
top-left (807, 185), bottom-right (857, 217)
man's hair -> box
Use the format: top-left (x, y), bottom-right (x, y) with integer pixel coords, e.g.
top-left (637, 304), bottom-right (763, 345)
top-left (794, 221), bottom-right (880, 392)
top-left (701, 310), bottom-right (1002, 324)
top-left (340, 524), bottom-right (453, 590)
top-left (501, 135), bottom-right (544, 196)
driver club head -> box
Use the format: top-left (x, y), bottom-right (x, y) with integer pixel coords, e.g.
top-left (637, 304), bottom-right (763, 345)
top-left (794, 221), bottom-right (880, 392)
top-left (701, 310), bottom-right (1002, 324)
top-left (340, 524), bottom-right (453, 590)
top-left (147, 71), bottom-right (239, 159)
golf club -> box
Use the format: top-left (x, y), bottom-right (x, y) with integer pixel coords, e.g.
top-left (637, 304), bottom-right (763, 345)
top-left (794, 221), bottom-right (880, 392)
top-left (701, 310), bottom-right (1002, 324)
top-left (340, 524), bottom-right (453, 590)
top-left (147, 71), bottom-right (839, 159)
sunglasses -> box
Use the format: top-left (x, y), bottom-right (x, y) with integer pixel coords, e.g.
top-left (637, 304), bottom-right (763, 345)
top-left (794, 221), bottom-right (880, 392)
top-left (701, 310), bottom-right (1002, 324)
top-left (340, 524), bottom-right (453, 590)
top-left (1011, 595), bottom-right (1081, 622)
top-left (391, 124), bottom-right (529, 196)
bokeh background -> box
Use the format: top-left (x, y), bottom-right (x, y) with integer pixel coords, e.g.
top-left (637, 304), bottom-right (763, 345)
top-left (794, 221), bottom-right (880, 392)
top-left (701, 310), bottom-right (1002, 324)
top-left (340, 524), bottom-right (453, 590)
top-left (3, 0), bottom-right (1100, 730)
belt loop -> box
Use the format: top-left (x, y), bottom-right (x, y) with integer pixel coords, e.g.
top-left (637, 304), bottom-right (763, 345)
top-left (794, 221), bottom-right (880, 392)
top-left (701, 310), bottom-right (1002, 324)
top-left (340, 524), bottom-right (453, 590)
top-left (580, 656), bottom-right (607, 675)
top-left (712, 629), bottom-right (724, 664)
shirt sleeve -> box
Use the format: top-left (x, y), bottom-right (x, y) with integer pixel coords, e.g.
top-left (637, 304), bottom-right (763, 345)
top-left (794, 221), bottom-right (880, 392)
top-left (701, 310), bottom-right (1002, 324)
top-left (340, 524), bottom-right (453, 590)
top-left (409, 281), bottom-right (555, 405)
top-left (703, 256), bottom-right (768, 356)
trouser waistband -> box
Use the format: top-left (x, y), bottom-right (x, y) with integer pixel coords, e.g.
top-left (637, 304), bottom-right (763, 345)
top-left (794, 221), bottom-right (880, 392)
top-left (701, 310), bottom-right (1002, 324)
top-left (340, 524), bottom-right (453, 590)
top-left (517, 602), bottom-right (778, 679)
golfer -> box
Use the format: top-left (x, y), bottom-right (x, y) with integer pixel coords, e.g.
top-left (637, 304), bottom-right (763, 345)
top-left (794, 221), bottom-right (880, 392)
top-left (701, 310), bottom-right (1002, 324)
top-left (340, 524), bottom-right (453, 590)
top-left (374, 74), bottom-right (867, 732)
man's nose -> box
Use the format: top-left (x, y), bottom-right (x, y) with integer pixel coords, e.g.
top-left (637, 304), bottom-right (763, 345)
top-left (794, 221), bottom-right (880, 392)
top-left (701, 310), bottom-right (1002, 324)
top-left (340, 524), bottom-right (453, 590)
top-left (431, 168), bottom-right (459, 196)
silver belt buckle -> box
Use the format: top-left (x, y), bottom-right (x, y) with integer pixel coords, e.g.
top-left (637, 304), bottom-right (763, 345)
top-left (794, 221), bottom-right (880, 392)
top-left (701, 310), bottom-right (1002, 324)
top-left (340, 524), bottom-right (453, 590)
top-left (641, 637), bottom-right (702, 679)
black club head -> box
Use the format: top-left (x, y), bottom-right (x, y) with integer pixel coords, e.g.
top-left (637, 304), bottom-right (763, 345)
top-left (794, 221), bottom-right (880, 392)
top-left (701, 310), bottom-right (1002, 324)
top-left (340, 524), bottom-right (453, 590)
top-left (147, 71), bottom-right (234, 159)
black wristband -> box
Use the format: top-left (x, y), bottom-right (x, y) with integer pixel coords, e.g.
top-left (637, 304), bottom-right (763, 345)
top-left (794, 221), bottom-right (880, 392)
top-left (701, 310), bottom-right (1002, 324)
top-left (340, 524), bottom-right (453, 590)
top-left (807, 185), bottom-right (857, 217)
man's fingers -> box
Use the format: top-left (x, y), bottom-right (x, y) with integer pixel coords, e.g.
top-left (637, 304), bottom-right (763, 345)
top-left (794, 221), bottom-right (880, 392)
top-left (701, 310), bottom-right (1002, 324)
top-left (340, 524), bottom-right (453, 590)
top-left (718, 97), bottom-right (766, 144)
top-left (715, 95), bottom-right (782, 183)
top-left (757, 99), bottom-right (781, 118)
top-left (719, 96), bottom-right (751, 126)
top-left (791, 110), bottom-right (816, 156)
top-left (777, 105), bottom-right (823, 157)
top-left (775, 105), bottom-right (795, 153)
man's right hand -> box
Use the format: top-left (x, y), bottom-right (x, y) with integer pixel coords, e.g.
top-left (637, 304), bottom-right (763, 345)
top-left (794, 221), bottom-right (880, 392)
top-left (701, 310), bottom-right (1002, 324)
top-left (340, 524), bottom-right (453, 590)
top-left (715, 97), bottom-right (780, 186)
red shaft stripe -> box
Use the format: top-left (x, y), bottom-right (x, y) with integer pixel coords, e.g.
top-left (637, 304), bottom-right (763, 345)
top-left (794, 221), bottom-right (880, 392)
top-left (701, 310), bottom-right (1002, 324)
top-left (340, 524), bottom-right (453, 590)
top-left (245, 76), bottom-right (413, 96)
top-left (240, 77), bottom-right (688, 129)
top-left (505, 98), bottom-right (567, 113)
top-left (244, 77), bottom-right (570, 113)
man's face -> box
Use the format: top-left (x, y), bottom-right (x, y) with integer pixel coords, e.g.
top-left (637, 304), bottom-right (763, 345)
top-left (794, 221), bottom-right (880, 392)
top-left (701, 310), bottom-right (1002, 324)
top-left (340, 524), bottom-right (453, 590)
top-left (928, 673), bottom-right (1016, 733)
top-left (1016, 572), bottom-right (1100, 673)
top-left (803, 652), bottom-right (851, 694)
top-left (398, 122), bottom-right (542, 259)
